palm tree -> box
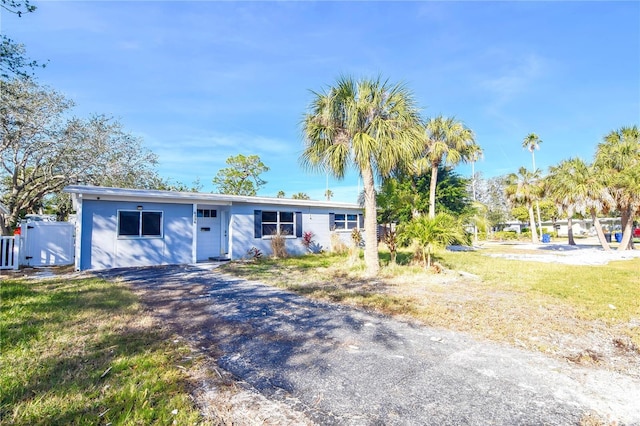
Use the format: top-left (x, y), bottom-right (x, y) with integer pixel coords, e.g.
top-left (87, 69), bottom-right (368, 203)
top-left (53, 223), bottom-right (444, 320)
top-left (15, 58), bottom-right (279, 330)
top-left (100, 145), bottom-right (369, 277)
top-left (505, 167), bottom-right (543, 243)
top-left (522, 133), bottom-right (543, 236)
top-left (595, 126), bottom-right (640, 250)
top-left (398, 212), bottom-right (466, 268)
top-left (276, 190), bottom-right (285, 198)
top-left (412, 116), bottom-right (480, 218)
top-left (469, 147), bottom-right (483, 241)
top-left (324, 189), bottom-right (333, 201)
top-left (301, 76), bottom-right (422, 276)
top-left (573, 159), bottom-right (614, 250)
top-left (467, 201), bottom-right (489, 243)
top-left (546, 158), bottom-right (586, 245)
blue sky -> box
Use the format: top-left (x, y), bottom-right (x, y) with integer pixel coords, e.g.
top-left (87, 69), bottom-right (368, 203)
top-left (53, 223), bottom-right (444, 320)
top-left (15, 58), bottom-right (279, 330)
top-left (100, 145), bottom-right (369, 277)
top-left (3, 1), bottom-right (639, 203)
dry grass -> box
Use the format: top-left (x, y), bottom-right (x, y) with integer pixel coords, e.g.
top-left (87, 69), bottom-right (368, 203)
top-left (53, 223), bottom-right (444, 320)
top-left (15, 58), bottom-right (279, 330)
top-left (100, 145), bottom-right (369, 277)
top-left (221, 247), bottom-right (640, 377)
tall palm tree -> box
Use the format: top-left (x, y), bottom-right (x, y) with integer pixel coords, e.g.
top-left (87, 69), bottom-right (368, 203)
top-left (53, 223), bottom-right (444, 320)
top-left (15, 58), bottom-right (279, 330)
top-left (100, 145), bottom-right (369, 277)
top-left (505, 167), bottom-right (543, 243)
top-left (522, 133), bottom-right (543, 236)
top-left (412, 116), bottom-right (480, 218)
top-left (595, 126), bottom-right (640, 250)
top-left (301, 76), bottom-right (422, 276)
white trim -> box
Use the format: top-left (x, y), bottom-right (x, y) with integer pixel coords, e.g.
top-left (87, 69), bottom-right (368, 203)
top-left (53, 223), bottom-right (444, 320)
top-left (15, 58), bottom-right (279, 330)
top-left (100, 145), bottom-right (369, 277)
top-left (191, 203), bottom-right (197, 263)
top-left (260, 210), bottom-right (295, 238)
top-left (116, 209), bottom-right (164, 239)
top-left (74, 196), bottom-right (82, 271)
top-left (64, 185), bottom-right (360, 209)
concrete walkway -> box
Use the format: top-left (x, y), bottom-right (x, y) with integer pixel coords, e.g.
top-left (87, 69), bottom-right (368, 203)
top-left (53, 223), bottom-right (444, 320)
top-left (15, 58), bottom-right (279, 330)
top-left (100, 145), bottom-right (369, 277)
top-left (98, 265), bottom-right (640, 425)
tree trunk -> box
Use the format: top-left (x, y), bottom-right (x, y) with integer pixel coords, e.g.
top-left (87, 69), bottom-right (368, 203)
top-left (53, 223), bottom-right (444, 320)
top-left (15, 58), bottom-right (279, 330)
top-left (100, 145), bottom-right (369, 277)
top-left (0, 215), bottom-right (9, 236)
top-left (410, 178), bottom-right (421, 219)
top-left (591, 209), bottom-right (611, 251)
top-left (361, 164), bottom-right (380, 276)
top-left (535, 200), bottom-right (543, 238)
top-left (528, 205), bottom-right (539, 243)
top-left (567, 216), bottom-right (575, 245)
top-left (428, 165), bottom-right (438, 219)
top-left (618, 207), bottom-right (635, 251)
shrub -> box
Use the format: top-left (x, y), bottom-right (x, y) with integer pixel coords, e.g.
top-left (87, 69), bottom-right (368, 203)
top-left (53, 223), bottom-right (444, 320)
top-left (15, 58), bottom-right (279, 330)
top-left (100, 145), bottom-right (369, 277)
top-left (397, 213), bottom-right (466, 269)
top-left (349, 229), bottom-right (362, 264)
top-left (493, 231), bottom-right (518, 241)
top-left (382, 230), bottom-right (398, 264)
top-left (351, 228), bottom-right (363, 247)
top-left (330, 231), bottom-right (348, 254)
top-left (271, 233), bottom-right (288, 258)
top-left (246, 247), bottom-right (263, 261)
top-left (301, 231), bottom-right (314, 251)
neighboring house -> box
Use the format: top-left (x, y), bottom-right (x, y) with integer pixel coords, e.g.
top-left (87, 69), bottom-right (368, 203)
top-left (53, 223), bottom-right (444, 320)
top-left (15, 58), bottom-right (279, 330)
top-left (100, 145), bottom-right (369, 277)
top-left (64, 185), bottom-right (363, 271)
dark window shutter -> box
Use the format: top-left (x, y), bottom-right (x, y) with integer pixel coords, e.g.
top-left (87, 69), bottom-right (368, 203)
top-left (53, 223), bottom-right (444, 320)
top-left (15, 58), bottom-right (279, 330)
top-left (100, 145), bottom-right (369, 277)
top-left (329, 213), bottom-right (335, 230)
top-left (254, 210), bottom-right (262, 238)
top-left (358, 214), bottom-right (364, 229)
top-left (295, 212), bottom-right (302, 238)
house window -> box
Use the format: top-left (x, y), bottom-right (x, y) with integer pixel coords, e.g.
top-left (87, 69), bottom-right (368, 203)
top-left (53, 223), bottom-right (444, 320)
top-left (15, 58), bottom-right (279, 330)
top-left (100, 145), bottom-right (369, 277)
top-left (261, 211), bottom-right (294, 236)
top-left (333, 213), bottom-right (359, 230)
top-left (118, 210), bottom-right (162, 238)
top-left (197, 209), bottom-right (217, 218)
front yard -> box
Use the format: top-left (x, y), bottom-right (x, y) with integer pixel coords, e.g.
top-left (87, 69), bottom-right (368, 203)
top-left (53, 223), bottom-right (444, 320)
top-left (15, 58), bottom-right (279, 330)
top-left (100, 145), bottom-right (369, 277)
top-left (2, 242), bottom-right (638, 424)
top-left (221, 244), bottom-right (640, 377)
top-left (0, 275), bottom-right (209, 425)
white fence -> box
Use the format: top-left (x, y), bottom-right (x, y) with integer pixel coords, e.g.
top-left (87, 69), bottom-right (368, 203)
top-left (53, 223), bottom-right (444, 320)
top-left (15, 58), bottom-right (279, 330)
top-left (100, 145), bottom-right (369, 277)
top-left (20, 221), bottom-right (75, 267)
top-left (0, 236), bottom-right (19, 270)
top-left (1, 221), bottom-right (75, 270)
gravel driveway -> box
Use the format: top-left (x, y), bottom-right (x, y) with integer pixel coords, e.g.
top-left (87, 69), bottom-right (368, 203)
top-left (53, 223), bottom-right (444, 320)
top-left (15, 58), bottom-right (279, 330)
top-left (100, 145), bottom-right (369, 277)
top-left (97, 264), bottom-right (640, 425)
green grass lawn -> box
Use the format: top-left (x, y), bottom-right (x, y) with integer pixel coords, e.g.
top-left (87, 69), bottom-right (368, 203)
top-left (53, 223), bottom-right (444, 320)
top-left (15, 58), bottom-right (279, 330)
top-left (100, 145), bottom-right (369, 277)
top-left (0, 275), bottom-right (209, 425)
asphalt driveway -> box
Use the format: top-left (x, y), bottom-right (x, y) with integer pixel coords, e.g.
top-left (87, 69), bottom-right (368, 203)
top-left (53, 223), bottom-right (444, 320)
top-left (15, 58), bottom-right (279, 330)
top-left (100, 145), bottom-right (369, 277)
top-left (97, 264), bottom-right (640, 425)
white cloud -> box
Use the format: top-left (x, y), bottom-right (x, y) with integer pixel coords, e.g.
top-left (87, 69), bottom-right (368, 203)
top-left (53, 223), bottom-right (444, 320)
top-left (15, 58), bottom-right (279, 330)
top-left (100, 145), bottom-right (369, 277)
top-left (480, 52), bottom-right (546, 105)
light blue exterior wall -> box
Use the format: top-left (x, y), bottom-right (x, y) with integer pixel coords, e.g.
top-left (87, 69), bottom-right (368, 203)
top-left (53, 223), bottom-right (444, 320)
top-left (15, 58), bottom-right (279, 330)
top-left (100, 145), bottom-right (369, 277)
top-left (76, 197), bottom-right (362, 269)
top-left (80, 200), bottom-right (193, 270)
top-left (228, 203), bottom-right (362, 259)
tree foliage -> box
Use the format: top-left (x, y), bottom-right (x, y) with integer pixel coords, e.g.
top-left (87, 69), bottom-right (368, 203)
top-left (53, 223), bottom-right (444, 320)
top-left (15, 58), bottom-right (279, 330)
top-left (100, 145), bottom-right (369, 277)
top-left (0, 78), bottom-right (160, 233)
top-left (505, 167), bottom-right (543, 243)
top-left (301, 75), bottom-right (422, 276)
top-left (410, 116), bottom-right (480, 218)
top-left (377, 167), bottom-right (471, 225)
top-left (398, 212), bottom-right (467, 268)
top-left (1, 0), bottom-right (45, 79)
top-left (473, 174), bottom-right (510, 230)
top-left (594, 125), bottom-right (640, 250)
top-left (291, 192), bottom-right (310, 200)
top-left (212, 154), bottom-right (269, 196)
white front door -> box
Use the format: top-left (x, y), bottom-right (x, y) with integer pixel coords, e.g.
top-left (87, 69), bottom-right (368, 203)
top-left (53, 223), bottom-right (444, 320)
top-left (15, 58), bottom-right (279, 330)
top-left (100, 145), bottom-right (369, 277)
top-left (196, 208), bottom-right (221, 261)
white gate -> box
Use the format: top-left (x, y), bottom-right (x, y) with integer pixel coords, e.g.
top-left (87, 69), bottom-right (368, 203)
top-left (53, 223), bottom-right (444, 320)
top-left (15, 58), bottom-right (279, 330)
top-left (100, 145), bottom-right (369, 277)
top-left (21, 221), bottom-right (75, 267)
top-left (0, 236), bottom-right (19, 270)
